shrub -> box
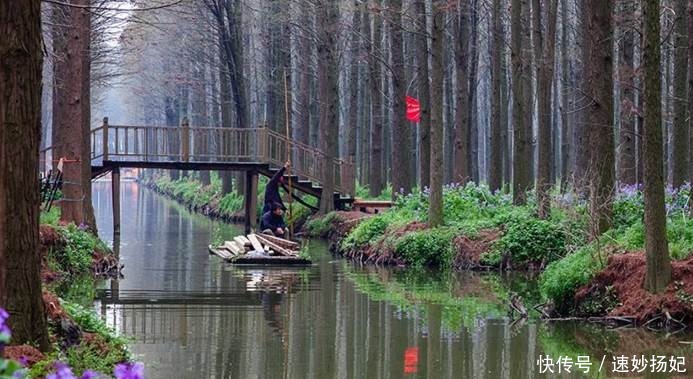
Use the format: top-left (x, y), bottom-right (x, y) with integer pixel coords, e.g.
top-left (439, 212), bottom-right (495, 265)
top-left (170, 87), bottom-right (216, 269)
top-left (52, 225), bottom-right (107, 276)
top-left (667, 215), bottom-right (693, 259)
top-left (41, 207), bottom-right (61, 226)
top-left (64, 341), bottom-right (129, 377)
top-left (613, 198), bottom-right (644, 231)
top-left (61, 300), bottom-right (128, 348)
top-left (487, 215), bottom-right (567, 266)
top-left (394, 228), bottom-right (455, 268)
top-left (219, 191), bottom-right (243, 216)
top-left (539, 245), bottom-right (605, 308)
top-left (305, 212), bottom-right (338, 237)
top-left (341, 215), bottom-right (390, 250)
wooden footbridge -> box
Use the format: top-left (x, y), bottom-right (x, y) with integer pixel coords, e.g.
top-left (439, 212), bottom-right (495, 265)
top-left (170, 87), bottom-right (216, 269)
top-left (41, 118), bottom-right (354, 234)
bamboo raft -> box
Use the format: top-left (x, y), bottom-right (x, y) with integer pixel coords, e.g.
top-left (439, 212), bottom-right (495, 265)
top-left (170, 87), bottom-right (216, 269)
top-left (208, 233), bottom-right (312, 265)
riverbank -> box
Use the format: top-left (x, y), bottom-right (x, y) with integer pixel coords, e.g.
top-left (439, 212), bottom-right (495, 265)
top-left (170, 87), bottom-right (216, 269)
top-left (1, 208), bottom-right (134, 378)
top-left (304, 183), bottom-right (693, 327)
top-left (140, 172), bottom-right (316, 229)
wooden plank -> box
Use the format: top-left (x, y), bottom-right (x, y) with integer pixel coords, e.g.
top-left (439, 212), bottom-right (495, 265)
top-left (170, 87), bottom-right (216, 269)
top-left (224, 241), bottom-right (243, 255)
top-left (247, 234), bottom-right (265, 252)
top-left (255, 234), bottom-right (296, 256)
top-left (234, 236), bottom-right (251, 248)
top-left (208, 245), bottom-right (232, 260)
top-left (257, 233), bottom-right (299, 249)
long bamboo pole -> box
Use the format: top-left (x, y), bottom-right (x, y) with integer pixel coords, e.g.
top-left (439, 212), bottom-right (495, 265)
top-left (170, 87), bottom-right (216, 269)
top-left (283, 70), bottom-right (294, 239)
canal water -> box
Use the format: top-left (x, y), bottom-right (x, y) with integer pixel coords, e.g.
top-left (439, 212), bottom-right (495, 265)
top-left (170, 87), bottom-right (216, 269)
top-left (92, 182), bottom-right (692, 379)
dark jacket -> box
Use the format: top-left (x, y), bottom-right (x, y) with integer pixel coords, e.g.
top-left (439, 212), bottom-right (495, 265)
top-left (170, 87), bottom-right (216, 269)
top-left (263, 166), bottom-right (286, 213)
top-left (260, 210), bottom-right (286, 232)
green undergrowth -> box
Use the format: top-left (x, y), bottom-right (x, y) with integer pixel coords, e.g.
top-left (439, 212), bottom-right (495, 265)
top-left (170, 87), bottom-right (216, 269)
top-left (33, 209), bottom-right (131, 378)
top-left (44, 223), bottom-right (110, 278)
top-left (340, 183), bottom-right (584, 269)
top-left (304, 211), bottom-right (340, 237)
top-left (331, 182), bottom-right (693, 314)
top-left (27, 301), bottom-right (130, 378)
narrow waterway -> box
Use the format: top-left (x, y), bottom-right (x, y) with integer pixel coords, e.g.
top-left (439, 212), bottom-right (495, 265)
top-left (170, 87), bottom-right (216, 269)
top-left (92, 182), bottom-right (691, 379)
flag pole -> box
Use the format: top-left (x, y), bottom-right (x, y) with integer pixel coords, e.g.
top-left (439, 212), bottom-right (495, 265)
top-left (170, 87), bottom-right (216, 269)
top-left (283, 69), bottom-right (294, 239)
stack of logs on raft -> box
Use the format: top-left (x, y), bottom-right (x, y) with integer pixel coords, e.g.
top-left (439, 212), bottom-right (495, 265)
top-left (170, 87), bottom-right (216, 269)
top-left (209, 233), bottom-right (309, 264)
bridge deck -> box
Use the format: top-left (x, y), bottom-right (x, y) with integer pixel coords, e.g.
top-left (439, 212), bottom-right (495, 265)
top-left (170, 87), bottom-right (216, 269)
top-left (42, 120), bottom-right (354, 202)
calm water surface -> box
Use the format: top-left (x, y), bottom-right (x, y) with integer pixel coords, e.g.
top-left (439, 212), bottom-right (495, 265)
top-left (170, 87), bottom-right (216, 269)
top-left (92, 182), bottom-right (692, 379)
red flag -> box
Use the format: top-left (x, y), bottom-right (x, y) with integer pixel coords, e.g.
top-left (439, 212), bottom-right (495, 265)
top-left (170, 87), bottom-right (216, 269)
top-left (403, 347), bottom-right (419, 374)
top-left (405, 96), bottom-right (421, 122)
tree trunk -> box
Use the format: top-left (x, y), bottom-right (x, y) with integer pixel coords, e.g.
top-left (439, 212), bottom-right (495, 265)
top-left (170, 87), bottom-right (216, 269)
top-left (618, 0), bottom-right (637, 186)
top-left (468, 0), bottom-right (480, 183)
top-left (489, 0), bottom-right (503, 192)
top-left (367, 1), bottom-right (384, 197)
top-left (584, 0), bottom-right (615, 237)
top-left (53, 0), bottom-right (94, 228)
top-left (672, 0), bottom-right (689, 188)
top-left (511, 0), bottom-right (532, 204)
top-left (389, 0), bottom-right (412, 196)
top-left (454, 3), bottom-right (471, 184)
top-left (192, 61), bottom-right (210, 185)
top-left (535, 0), bottom-right (558, 218)
top-left (219, 35), bottom-right (233, 194)
top-left (0, 0), bottom-right (50, 350)
top-left (415, 0), bottom-right (431, 189)
top-left (560, 0), bottom-right (572, 191)
top-left (317, 0), bottom-right (339, 213)
top-left (344, 2), bottom-right (361, 197)
top-left (643, 0), bottom-right (672, 293)
top-left (688, 0), bottom-right (693, 189)
top-left (429, 1), bottom-right (445, 227)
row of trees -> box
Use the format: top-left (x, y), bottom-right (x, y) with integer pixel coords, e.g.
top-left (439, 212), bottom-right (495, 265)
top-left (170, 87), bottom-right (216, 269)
top-left (118, 0), bottom-right (686, 291)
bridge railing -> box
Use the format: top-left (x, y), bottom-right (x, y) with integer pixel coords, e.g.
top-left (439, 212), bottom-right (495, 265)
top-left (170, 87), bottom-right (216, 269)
top-left (84, 121), bottom-right (353, 194)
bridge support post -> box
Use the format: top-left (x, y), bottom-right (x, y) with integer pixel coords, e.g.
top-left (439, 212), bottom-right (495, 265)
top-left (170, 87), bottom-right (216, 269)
top-left (102, 117), bottom-right (109, 161)
top-left (112, 167), bottom-right (120, 237)
top-left (244, 170), bottom-right (258, 234)
top-left (181, 117), bottom-right (190, 162)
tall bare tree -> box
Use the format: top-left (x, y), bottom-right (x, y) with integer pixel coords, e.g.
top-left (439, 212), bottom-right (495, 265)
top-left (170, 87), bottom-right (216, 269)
top-left (367, 1), bottom-right (384, 197)
top-left (619, 0), bottom-right (637, 185)
top-left (415, 0), bottom-right (431, 189)
top-left (584, 0), bottom-right (615, 237)
top-left (672, 0), bottom-right (689, 188)
top-left (316, 0), bottom-right (340, 213)
top-left (390, 0), bottom-right (413, 196)
top-left (454, 1), bottom-right (471, 184)
top-left (511, 0), bottom-right (532, 204)
top-left (429, 0), bottom-right (445, 227)
top-left (52, 0), bottom-right (96, 229)
top-left (488, 0), bottom-right (503, 192)
top-left (643, 0), bottom-right (672, 293)
top-left (535, 0), bottom-right (559, 218)
top-left (0, 0), bottom-right (50, 349)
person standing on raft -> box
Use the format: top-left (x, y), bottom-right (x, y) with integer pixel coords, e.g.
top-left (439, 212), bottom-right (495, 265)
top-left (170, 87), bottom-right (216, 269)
top-left (263, 161), bottom-right (290, 214)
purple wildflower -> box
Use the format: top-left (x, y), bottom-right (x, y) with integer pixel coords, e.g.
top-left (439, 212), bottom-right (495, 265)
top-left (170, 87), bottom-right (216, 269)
top-left (18, 356), bottom-right (29, 367)
top-left (0, 313), bottom-right (10, 344)
top-left (80, 370), bottom-right (102, 379)
top-left (47, 362), bottom-right (76, 379)
top-left (114, 362), bottom-right (144, 379)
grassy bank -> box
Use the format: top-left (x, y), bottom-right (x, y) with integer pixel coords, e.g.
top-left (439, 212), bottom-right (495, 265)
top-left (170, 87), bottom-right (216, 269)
top-left (305, 183), bottom-right (693, 324)
top-left (1, 208), bottom-right (134, 378)
top-left (141, 172), bottom-right (316, 229)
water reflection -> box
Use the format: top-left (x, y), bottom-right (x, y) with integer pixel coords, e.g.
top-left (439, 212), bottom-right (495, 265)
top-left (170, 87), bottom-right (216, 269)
top-left (92, 182), bottom-right (692, 379)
